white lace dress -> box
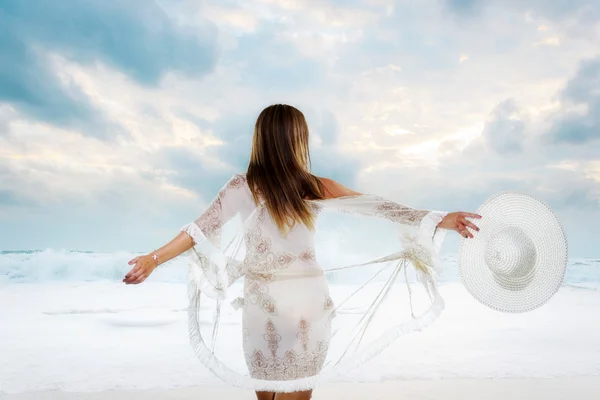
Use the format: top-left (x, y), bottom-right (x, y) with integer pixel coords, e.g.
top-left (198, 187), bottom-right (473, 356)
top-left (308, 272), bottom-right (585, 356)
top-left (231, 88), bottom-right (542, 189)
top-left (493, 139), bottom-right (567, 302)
top-left (180, 173), bottom-right (448, 392)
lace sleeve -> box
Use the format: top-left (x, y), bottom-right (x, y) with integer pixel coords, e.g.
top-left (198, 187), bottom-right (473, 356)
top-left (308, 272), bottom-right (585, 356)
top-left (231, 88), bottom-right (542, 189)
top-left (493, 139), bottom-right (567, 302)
top-left (180, 173), bottom-right (247, 249)
top-left (370, 199), bottom-right (448, 251)
top-left (324, 195), bottom-right (448, 254)
top-left (370, 199), bottom-right (433, 225)
top-left (179, 173), bottom-right (248, 299)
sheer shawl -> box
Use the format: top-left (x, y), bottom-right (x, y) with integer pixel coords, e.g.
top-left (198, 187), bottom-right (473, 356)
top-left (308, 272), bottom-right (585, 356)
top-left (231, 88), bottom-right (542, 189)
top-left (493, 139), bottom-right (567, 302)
top-left (180, 174), bottom-right (448, 392)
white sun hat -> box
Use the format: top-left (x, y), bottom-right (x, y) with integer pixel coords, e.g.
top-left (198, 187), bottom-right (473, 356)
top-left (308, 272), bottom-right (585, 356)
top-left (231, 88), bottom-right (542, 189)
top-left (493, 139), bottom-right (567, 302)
top-left (458, 191), bottom-right (568, 313)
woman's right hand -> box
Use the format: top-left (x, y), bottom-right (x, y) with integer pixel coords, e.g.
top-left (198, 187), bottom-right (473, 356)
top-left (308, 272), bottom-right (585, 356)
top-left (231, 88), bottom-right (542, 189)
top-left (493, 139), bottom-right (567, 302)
top-left (437, 212), bottom-right (482, 239)
top-left (123, 254), bottom-right (158, 285)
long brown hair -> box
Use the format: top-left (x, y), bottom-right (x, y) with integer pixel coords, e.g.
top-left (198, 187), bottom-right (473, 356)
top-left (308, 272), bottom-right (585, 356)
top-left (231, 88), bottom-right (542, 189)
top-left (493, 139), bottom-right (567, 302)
top-left (246, 104), bottom-right (326, 234)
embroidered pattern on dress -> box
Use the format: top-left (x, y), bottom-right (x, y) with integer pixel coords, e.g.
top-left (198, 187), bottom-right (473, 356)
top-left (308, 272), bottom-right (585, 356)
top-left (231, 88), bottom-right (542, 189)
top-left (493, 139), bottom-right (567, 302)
top-left (246, 278), bottom-right (278, 315)
top-left (297, 318), bottom-right (310, 352)
top-left (247, 318), bottom-right (329, 381)
top-left (244, 208), bottom-right (297, 273)
top-left (299, 248), bottom-right (316, 263)
top-left (324, 295), bottom-right (336, 327)
top-left (264, 320), bottom-right (281, 358)
top-left (243, 207), bottom-right (297, 316)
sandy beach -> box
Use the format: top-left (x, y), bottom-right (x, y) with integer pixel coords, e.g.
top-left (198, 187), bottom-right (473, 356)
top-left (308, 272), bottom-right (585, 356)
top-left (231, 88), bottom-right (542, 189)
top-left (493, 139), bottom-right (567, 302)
top-left (2, 377), bottom-right (599, 400)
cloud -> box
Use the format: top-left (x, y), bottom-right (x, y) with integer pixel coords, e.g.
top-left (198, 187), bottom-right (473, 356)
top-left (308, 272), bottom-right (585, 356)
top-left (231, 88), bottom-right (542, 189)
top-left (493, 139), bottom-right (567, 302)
top-left (160, 147), bottom-right (236, 199)
top-left (0, 0), bottom-right (218, 136)
top-left (314, 110), bottom-right (340, 146)
top-left (1, 0), bottom-right (599, 255)
top-left (547, 57), bottom-right (600, 144)
top-left (208, 111), bottom-right (258, 172)
top-left (446, 0), bottom-right (480, 14)
top-left (0, 22), bottom-right (115, 137)
top-left (0, 188), bottom-right (37, 208)
top-left (232, 26), bottom-right (328, 92)
top-left (482, 100), bottom-right (526, 154)
top-left (445, 0), bottom-right (600, 24)
top-left (307, 110), bottom-right (361, 184)
top-left (0, 106), bottom-right (15, 136)
top-left (527, 0), bottom-right (600, 22)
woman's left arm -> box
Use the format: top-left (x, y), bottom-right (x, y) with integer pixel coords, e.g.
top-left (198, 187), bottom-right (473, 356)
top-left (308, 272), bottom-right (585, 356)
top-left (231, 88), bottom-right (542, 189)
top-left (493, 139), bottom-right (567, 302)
top-left (319, 177), bottom-right (481, 239)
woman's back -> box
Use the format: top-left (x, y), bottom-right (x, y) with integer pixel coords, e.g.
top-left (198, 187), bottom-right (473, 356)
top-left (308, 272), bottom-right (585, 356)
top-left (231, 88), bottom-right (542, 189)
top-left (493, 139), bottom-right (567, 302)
top-left (227, 173), bottom-right (324, 276)
top-left (204, 173), bottom-right (335, 381)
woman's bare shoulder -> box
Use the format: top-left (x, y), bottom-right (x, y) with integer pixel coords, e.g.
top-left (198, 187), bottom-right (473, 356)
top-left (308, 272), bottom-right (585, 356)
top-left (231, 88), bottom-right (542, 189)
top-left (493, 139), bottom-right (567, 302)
top-left (317, 176), bottom-right (362, 199)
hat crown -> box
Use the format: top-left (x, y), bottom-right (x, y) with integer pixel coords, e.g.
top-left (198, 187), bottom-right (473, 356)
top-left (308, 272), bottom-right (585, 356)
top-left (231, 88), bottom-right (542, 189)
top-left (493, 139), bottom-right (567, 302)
top-left (484, 226), bottom-right (537, 281)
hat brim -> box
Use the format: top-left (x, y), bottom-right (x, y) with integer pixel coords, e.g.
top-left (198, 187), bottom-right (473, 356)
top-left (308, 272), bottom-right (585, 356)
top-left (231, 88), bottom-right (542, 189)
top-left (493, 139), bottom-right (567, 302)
top-left (458, 191), bottom-right (568, 313)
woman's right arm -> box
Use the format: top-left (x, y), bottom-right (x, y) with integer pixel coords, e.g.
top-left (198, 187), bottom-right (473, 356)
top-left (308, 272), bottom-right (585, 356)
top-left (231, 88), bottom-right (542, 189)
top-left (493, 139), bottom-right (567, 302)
top-left (124, 174), bottom-right (247, 285)
top-left (123, 233), bottom-right (193, 285)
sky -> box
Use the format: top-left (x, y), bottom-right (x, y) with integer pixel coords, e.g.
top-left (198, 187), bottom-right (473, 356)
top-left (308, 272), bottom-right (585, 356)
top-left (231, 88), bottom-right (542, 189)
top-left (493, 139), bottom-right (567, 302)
top-left (0, 0), bottom-right (599, 256)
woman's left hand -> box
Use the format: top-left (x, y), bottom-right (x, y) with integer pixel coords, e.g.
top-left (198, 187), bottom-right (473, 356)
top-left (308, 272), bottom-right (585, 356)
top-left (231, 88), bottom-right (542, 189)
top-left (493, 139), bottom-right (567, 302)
top-left (437, 212), bottom-right (482, 239)
top-left (123, 254), bottom-right (157, 285)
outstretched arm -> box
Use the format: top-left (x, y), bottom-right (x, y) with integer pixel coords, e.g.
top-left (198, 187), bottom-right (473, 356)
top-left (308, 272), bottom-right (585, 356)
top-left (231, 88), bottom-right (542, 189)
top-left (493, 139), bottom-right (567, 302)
top-left (319, 177), bottom-right (481, 238)
top-left (124, 174), bottom-right (247, 285)
top-left (123, 233), bottom-right (194, 285)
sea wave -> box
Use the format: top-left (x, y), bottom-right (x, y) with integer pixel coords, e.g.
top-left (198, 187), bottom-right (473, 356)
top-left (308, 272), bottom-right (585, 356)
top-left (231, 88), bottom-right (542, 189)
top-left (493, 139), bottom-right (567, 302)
top-left (0, 249), bottom-right (188, 283)
top-left (0, 249), bottom-right (598, 286)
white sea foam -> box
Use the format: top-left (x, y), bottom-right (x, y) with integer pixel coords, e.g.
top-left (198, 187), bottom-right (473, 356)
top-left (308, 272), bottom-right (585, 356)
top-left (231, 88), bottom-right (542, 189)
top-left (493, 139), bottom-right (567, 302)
top-left (1, 250), bottom-right (598, 286)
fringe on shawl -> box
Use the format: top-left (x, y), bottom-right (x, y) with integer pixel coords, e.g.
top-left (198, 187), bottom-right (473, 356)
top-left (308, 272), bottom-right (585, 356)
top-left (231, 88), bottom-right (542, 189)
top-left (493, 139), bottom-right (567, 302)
top-left (184, 199), bottom-right (449, 392)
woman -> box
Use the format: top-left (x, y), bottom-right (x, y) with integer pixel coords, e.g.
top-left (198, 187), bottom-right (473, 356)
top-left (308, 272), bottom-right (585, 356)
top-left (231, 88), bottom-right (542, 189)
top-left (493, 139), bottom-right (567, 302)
top-left (124, 104), bottom-right (481, 400)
